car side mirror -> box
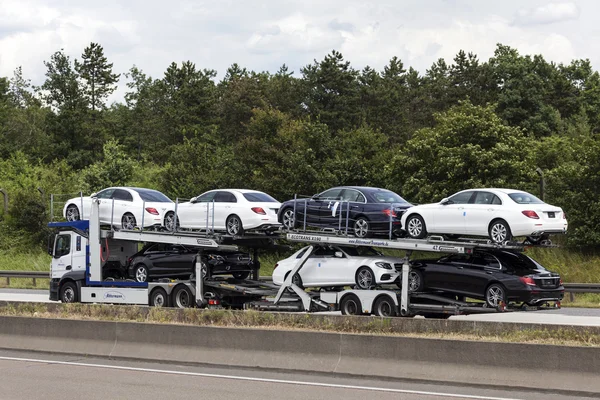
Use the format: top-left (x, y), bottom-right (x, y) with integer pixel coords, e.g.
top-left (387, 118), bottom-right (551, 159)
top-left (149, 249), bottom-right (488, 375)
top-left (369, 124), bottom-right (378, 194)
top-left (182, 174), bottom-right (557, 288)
top-left (190, 196), bottom-right (198, 203)
top-left (441, 198), bottom-right (451, 205)
top-left (334, 251), bottom-right (343, 258)
top-left (90, 192), bottom-right (97, 198)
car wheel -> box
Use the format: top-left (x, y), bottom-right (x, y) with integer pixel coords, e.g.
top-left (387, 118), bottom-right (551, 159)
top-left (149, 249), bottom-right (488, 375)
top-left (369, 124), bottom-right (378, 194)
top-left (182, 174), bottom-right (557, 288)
top-left (340, 294), bottom-right (363, 315)
top-left (226, 215), bottom-right (244, 236)
top-left (172, 285), bottom-right (194, 308)
top-left (232, 271), bottom-right (250, 280)
top-left (408, 269), bottom-right (424, 292)
top-left (406, 214), bottom-right (427, 239)
top-left (164, 211), bottom-right (179, 232)
top-left (373, 295), bottom-right (396, 317)
top-left (134, 264), bottom-right (149, 283)
top-left (353, 217), bottom-right (370, 238)
top-left (60, 281), bottom-right (79, 303)
top-left (121, 213), bottom-right (137, 230)
top-left (281, 208), bottom-right (296, 230)
top-left (488, 220), bottom-right (512, 243)
top-left (150, 287), bottom-right (169, 307)
top-left (485, 283), bottom-right (507, 308)
top-left (355, 266), bottom-right (375, 290)
top-left (291, 273), bottom-right (304, 289)
top-left (65, 204), bottom-right (80, 221)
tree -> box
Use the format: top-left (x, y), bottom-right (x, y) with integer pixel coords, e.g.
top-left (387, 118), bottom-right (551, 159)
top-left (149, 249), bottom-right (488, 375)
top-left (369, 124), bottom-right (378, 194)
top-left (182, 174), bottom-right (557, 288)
top-left (79, 139), bottom-right (136, 193)
top-left (40, 50), bottom-right (84, 112)
top-left (75, 42), bottom-right (120, 111)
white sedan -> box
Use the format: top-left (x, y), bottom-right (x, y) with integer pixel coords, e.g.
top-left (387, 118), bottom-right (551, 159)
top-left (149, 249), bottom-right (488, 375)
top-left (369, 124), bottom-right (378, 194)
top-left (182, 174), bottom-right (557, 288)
top-left (272, 245), bottom-right (401, 289)
top-left (63, 187), bottom-right (175, 230)
top-left (400, 189), bottom-right (568, 243)
top-left (171, 189), bottom-right (281, 235)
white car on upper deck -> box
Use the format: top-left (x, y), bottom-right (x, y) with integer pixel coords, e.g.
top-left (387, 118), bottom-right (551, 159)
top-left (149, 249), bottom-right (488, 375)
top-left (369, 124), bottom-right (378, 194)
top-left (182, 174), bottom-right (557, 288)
top-left (400, 189), bottom-right (568, 244)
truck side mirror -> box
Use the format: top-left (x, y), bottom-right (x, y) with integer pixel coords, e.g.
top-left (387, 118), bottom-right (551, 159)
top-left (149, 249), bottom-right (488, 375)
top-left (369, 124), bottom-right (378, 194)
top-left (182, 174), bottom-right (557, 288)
top-left (47, 236), bottom-right (54, 256)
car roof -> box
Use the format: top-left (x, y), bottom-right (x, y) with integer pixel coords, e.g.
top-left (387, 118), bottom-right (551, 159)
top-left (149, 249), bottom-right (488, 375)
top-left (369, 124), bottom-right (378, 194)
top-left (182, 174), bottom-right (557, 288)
top-left (326, 186), bottom-right (395, 192)
top-left (461, 188), bottom-right (528, 194)
top-left (205, 189), bottom-right (265, 194)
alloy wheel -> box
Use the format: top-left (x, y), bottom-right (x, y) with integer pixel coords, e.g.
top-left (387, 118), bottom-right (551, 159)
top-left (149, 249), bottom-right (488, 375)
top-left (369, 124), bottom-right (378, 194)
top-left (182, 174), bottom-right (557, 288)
top-left (353, 218), bottom-right (369, 238)
top-left (486, 285), bottom-right (505, 307)
top-left (135, 267), bottom-right (147, 282)
top-left (66, 206), bottom-right (80, 222)
top-left (282, 209), bottom-right (295, 229)
top-left (122, 214), bottom-right (136, 230)
top-left (408, 271), bottom-right (421, 292)
top-left (407, 217), bottom-right (422, 237)
top-left (357, 269), bottom-right (373, 289)
top-left (165, 212), bottom-right (177, 232)
top-left (490, 223), bottom-right (507, 243)
top-left (227, 217), bottom-right (241, 235)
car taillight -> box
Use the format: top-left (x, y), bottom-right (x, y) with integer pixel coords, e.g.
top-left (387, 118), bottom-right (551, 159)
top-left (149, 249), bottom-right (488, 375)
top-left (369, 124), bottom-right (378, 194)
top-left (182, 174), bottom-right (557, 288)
top-left (562, 212), bottom-right (566, 219)
top-left (519, 276), bottom-right (536, 286)
top-left (251, 207), bottom-right (266, 215)
top-left (145, 207), bottom-right (159, 215)
top-left (383, 209), bottom-right (397, 218)
top-left (522, 210), bottom-right (539, 219)
top-left (559, 278), bottom-right (563, 285)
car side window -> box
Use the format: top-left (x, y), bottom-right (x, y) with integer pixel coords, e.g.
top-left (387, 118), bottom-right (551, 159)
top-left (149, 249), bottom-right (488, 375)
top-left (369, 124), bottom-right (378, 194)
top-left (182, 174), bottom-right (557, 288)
top-left (310, 247), bottom-right (335, 258)
top-left (95, 189), bottom-right (115, 199)
top-left (112, 189), bottom-right (133, 202)
top-left (197, 192), bottom-right (217, 202)
top-left (296, 248), bottom-right (309, 259)
top-left (491, 195), bottom-right (502, 205)
top-left (317, 188), bottom-right (343, 200)
top-left (473, 191), bottom-right (495, 205)
top-left (341, 189), bottom-right (365, 203)
top-left (448, 191), bottom-right (474, 204)
top-left (214, 191), bottom-right (237, 203)
top-left (443, 254), bottom-right (471, 263)
top-left (472, 254), bottom-right (501, 269)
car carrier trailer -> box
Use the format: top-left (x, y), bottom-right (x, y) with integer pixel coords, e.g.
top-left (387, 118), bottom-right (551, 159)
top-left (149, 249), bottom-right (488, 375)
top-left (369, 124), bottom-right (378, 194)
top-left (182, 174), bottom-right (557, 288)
top-left (48, 198), bottom-right (558, 317)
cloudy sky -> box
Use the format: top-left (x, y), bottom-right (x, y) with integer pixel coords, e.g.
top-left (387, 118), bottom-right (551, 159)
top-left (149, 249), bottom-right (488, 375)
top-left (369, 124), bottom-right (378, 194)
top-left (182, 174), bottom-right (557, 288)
top-left (0, 0), bottom-right (598, 103)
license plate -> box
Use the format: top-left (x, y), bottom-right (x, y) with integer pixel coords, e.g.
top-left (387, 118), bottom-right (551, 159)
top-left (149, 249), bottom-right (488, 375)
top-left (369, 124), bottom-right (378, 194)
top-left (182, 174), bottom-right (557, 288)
top-left (548, 212), bottom-right (555, 218)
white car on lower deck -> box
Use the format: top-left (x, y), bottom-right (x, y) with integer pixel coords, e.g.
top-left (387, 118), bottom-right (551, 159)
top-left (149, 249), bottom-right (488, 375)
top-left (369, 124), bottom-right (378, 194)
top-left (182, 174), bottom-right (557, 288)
top-left (401, 188), bottom-right (568, 243)
top-left (272, 245), bottom-right (401, 290)
top-left (170, 189), bottom-right (281, 235)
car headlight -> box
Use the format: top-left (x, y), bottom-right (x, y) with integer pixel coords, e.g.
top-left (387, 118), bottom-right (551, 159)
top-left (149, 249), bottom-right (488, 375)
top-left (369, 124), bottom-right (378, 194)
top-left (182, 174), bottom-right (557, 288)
top-left (375, 262), bottom-right (393, 270)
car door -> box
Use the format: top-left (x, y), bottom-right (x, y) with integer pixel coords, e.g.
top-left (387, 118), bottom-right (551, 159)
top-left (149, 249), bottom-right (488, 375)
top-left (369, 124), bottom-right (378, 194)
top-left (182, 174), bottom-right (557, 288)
top-left (424, 254), bottom-right (473, 293)
top-left (338, 189), bottom-right (365, 230)
top-left (460, 253), bottom-right (502, 297)
top-left (301, 246), bottom-right (337, 285)
top-left (144, 243), bottom-right (172, 277)
top-left (111, 189), bottom-right (135, 225)
top-left (167, 244), bottom-right (194, 277)
top-left (213, 191), bottom-right (237, 231)
top-left (316, 188), bottom-right (344, 227)
top-left (180, 191), bottom-right (216, 229)
top-left (463, 191), bottom-right (502, 236)
top-left (93, 188), bottom-right (115, 224)
top-left (431, 191), bottom-right (475, 234)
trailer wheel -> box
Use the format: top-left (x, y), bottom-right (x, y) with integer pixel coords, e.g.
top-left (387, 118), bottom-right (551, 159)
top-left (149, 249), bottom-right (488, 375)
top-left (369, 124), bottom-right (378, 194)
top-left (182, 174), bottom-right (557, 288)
top-left (373, 295), bottom-right (396, 317)
top-left (60, 281), bottom-right (79, 303)
top-left (150, 287), bottom-right (169, 307)
top-left (340, 294), bottom-right (363, 316)
top-left (172, 285), bottom-right (194, 308)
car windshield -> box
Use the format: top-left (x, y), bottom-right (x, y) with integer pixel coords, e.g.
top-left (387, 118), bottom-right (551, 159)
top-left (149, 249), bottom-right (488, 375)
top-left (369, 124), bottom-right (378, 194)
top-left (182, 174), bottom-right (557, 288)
top-left (133, 189), bottom-right (172, 203)
top-left (508, 192), bottom-right (544, 204)
top-left (371, 190), bottom-right (409, 204)
top-left (339, 246), bottom-right (382, 257)
top-left (242, 192), bottom-right (278, 202)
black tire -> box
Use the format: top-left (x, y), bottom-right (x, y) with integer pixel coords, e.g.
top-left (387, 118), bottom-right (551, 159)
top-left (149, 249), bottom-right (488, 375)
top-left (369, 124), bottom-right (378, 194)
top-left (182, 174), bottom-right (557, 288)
top-left (164, 211), bottom-right (179, 232)
top-left (172, 285), bottom-right (194, 308)
top-left (485, 283), bottom-right (507, 308)
top-left (121, 213), bottom-right (137, 230)
top-left (353, 216), bottom-right (371, 238)
top-left (59, 281), bottom-right (79, 303)
top-left (355, 266), bottom-right (375, 290)
top-left (150, 287), bottom-right (169, 307)
top-left (281, 208), bottom-right (296, 230)
top-left (291, 273), bottom-right (304, 289)
top-left (405, 214), bottom-right (427, 239)
top-left (488, 219), bottom-right (512, 244)
top-left (226, 214), bottom-right (244, 236)
top-left (340, 294), bottom-right (363, 315)
top-left (373, 295), bottom-right (396, 317)
top-left (134, 264), bottom-right (149, 283)
top-left (232, 271), bottom-right (250, 280)
top-left (65, 204), bottom-right (80, 221)
top-left (408, 269), bottom-right (424, 292)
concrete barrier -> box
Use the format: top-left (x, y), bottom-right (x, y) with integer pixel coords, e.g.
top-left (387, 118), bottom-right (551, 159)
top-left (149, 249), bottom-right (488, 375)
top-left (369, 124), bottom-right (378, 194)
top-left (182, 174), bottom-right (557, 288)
top-left (0, 315), bottom-right (598, 394)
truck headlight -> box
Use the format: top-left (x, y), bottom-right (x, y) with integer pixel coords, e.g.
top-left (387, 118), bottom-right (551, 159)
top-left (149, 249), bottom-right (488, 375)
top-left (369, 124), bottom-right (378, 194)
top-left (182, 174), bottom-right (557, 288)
top-left (375, 262), bottom-right (393, 270)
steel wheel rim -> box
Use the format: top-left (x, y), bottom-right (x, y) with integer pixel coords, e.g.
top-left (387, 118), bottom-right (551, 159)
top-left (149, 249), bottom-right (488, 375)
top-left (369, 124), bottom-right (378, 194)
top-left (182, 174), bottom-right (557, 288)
top-left (154, 292), bottom-right (166, 307)
top-left (122, 215), bottom-right (136, 230)
top-left (177, 290), bottom-right (190, 308)
top-left (491, 223), bottom-right (507, 242)
top-left (63, 287), bottom-right (75, 302)
top-left (283, 210), bottom-right (295, 229)
top-left (409, 271), bottom-right (420, 292)
top-left (227, 217), bottom-right (240, 235)
top-left (345, 299), bottom-right (358, 314)
top-left (407, 217), bottom-right (422, 237)
top-left (379, 301), bottom-right (392, 316)
top-left (66, 206), bottom-right (79, 221)
top-left (354, 219), bottom-right (368, 238)
top-left (487, 286), bottom-right (504, 307)
top-left (357, 269), bottom-right (373, 289)
top-left (135, 267), bottom-right (147, 282)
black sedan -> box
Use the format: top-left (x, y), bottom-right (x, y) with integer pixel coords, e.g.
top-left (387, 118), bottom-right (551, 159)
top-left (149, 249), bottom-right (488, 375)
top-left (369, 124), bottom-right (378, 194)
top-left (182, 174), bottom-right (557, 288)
top-left (277, 186), bottom-right (413, 238)
top-left (127, 243), bottom-right (254, 282)
top-left (408, 249), bottom-right (564, 307)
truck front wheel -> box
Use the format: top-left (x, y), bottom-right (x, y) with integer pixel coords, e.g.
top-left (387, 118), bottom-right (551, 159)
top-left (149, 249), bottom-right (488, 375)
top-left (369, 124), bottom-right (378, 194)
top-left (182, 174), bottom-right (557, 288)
top-left (60, 281), bottom-right (79, 303)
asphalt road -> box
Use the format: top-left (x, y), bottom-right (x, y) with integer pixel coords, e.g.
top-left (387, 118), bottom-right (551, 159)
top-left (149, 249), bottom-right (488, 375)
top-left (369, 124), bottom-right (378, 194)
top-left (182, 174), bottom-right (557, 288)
top-left (1, 288), bottom-right (600, 325)
top-left (0, 349), bottom-right (595, 400)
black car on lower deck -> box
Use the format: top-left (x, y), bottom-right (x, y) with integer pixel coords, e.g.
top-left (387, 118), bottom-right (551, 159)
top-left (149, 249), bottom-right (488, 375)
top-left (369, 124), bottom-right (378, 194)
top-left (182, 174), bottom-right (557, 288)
top-left (127, 243), bottom-right (254, 283)
top-left (277, 186), bottom-right (413, 238)
top-left (408, 249), bottom-right (564, 307)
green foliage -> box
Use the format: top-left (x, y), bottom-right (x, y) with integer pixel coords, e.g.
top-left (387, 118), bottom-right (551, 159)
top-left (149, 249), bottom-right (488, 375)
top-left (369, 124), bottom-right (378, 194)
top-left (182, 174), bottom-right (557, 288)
top-left (79, 140), bottom-right (136, 193)
top-left (75, 42), bottom-right (120, 111)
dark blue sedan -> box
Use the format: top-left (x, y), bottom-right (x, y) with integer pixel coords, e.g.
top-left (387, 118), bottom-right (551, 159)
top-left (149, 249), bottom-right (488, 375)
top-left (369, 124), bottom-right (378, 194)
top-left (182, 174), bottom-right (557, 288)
top-left (277, 186), bottom-right (413, 238)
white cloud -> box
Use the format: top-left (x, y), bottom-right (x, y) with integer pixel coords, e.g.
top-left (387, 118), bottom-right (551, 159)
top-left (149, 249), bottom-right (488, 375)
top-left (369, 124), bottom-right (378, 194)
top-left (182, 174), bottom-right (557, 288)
top-left (514, 2), bottom-right (580, 26)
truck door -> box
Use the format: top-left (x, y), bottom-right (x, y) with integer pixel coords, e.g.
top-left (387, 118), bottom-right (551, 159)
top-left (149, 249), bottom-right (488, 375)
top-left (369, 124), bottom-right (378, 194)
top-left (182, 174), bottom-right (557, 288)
top-left (51, 232), bottom-right (87, 279)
